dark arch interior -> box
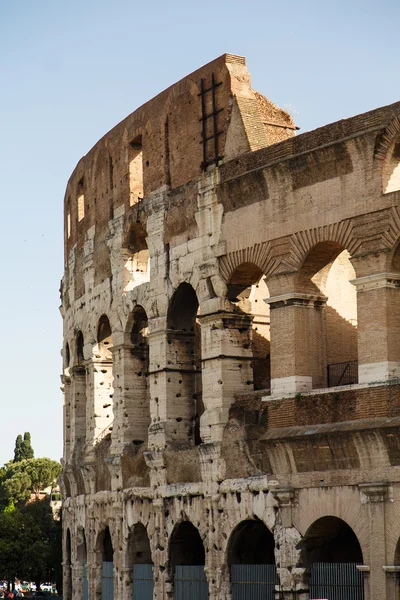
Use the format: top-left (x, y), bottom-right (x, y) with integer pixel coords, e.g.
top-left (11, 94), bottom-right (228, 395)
top-left (167, 283), bottom-right (199, 331)
top-left (128, 523), bottom-right (153, 565)
top-left (127, 223), bottom-right (148, 254)
top-left (228, 519), bottom-right (275, 566)
top-left (169, 522), bottom-right (205, 573)
top-left (65, 343), bottom-right (70, 367)
top-left (131, 306), bottom-right (149, 347)
top-left (77, 529), bottom-right (87, 562)
top-left (97, 315), bottom-right (112, 344)
top-left (227, 262), bottom-right (264, 301)
top-left (300, 517), bottom-right (363, 568)
top-left (76, 331), bottom-right (84, 363)
top-left (66, 528), bottom-right (72, 564)
top-left (101, 526), bottom-right (114, 562)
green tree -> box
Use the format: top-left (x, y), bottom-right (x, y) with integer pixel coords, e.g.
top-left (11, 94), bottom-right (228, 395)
top-left (13, 435), bottom-right (24, 463)
top-left (22, 432), bottom-right (34, 460)
top-left (13, 432), bottom-right (34, 462)
top-left (0, 458), bottom-right (61, 505)
top-left (24, 458), bottom-right (61, 496)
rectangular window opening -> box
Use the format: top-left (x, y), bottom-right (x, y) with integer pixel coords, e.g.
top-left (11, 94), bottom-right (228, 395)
top-left (129, 136), bottom-right (144, 206)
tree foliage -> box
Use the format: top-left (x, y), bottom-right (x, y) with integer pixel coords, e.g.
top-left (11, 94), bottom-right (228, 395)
top-left (0, 458), bottom-right (61, 504)
top-left (13, 432), bottom-right (34, 463)
top-left (0, 499), bottom-right (61, 587)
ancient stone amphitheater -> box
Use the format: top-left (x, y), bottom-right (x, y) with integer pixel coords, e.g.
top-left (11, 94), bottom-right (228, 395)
top-left (61, 54), bottom-right (400, 600)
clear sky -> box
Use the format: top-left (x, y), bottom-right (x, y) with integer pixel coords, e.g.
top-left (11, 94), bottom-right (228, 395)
top-left (0, 0), bottom-right (399, 466)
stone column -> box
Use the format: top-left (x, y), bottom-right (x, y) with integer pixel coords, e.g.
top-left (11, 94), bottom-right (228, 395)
top-left (148, 323), bottom-right (198, 448)
top-left (86, 359), bottom-right (114, 445)
top-left (70, 365), bottom-right (87, 450)
top-left (267, 293), bottom-right (327, 396)
top-left (359, 482), bottom-right (388, 600)
top-left (111, 343), bottom-right (150, 453)
top-left (63, 374), bottom-right (72, 461)
top-left (71, 562), bottom-right (85, 600)
top-left (352, 273), bottom-right (400, 383)
top-left (383, 566), bottom-right (400, 600)
top-left (357, 566), bottom-right (371, 600)
top-left (199, 311), bottom-right (253, 444)
top-left (271, 487), bottom-right (309, 600)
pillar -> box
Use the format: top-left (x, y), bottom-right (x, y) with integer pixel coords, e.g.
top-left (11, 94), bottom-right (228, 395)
top-left (359, 482), bottom-right (388, 599)
top-left (199, 311), bottom-right (254, 444)
top-left (383, 566), bottom-right (400, 600)
top-left (148, 323), bottom-right (198, 448)
top-left (352, 273), bottom-right (400, 383)
top-left (267, 293), bottom-right (327, 396)
top-left (70, 365), bottom-right (87, 450)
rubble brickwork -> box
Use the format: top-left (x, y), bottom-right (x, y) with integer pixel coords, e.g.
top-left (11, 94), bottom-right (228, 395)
top-left (61, 54), bottom-right (400, 599)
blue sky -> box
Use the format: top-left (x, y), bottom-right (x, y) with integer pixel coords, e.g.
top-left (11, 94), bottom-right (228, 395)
top-left (0, 0), bottom-right (399, 465)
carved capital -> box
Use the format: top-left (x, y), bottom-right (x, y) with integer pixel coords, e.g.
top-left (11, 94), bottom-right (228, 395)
top-left (359, 482), bottom-right (388, 502)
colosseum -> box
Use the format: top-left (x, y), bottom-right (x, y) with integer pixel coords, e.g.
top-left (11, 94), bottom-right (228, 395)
top-left (61, 53), bottom-right (400, 600)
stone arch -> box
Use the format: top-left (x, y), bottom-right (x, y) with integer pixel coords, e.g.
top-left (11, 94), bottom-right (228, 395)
top-left (168, 520), bottom-right (206, 575)
top-left (77, 527), bottom-right (87, 563)
top-left (166, 282), bottom-right (203, 444)
top-left (65, 342), bottom-right (70, 369)
top-left (122, 222), bottom-right (149, 292)
top-left (227, 518), bottom-right (275, 566)
top-left (96, 525), bottom-right (114, 562)
top-left (76, 330), bottom-right (84, 365)
top-left (127, 522), bottom-right (153, 565)
top-left (118, 306), bottom-right (150, 450)
top-left (71, 330), bottom-right (87, 454)
top-left (92, 315), bottom-right (114, 444)
top-left (375, 114), bottom-right (400, 193)
top-left (294, 240), bottom-right (358, 389)
top-left (228, 262), bottom-right (271, 391)
top-left (299, 515), bottom-right (363, 567)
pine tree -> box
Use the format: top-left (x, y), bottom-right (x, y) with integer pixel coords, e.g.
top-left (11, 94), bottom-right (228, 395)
top-left (13, 435), bottom-right (24, 463)
top-left (13, 433), bottom-right (34, 463)
top-left (22, 433), bottom-right (34, 460)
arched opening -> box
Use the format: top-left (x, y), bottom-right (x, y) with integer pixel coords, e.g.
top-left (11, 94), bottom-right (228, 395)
top-left (65, 528), bottom-right (72, 600)
top-left (65, 343), bottom-right (70, 369)
top-left (227, 519), bottom-right (277, 598)
top-left (128, 523), bottom-right (154, 599)
top-left (123, 223), bottom-right (150, 292)
top-left (92, 316), bottom-right (114, 441)
top-left (71, 330), bottom-right (86, 451)
top-left (167, 283), bottom-right (203, 444)
top-left (383, 138), bottom-right (400, 194)
top-left (169, 521), bottom-right (208, 599)
top-left (296, 242), bottom-right (358, 389)
top-left (302, 516), bottom-right (364, 600)
top-left (228, 263), bottom-right (270, 391)
top-left (129, 135), bottom-right (144, 206)
top-left (98, 527), bottom-right (114, 600)
top-left (76, 331), bottom-right (84, 365)
top-left (121, 307), bottom-right (150, 447)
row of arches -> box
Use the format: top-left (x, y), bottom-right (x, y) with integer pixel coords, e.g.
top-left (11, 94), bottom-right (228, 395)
top-left (65, 240), bottom-right (361, 456)
top-left (64, 515), bottom-right (366, 599)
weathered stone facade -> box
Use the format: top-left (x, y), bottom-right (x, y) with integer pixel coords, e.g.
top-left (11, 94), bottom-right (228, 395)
top-left (61, 53), bottom-right (400, 599)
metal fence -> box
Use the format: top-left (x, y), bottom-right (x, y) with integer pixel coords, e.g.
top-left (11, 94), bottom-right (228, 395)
top-left (327, 360), bottom-right (358, 387)
top-left (102, 561), bottom-right (114, 600)
top-left (310, 562), bottom-right (364, 600)
top-left (231, 564), bottom-right (278, 600)
top-left (132, 564), bottom-right (154, 600)
top-left (175, 565), bottom-right (209, 600)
